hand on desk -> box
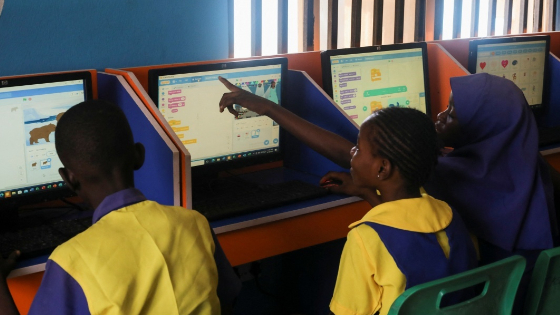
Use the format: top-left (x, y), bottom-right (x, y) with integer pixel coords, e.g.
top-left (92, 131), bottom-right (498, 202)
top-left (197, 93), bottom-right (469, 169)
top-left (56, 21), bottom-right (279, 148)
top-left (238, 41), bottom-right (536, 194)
top-left (218, 76), bottom-right (275, 117)
top-left (320, 172), bottom-right (381, 207)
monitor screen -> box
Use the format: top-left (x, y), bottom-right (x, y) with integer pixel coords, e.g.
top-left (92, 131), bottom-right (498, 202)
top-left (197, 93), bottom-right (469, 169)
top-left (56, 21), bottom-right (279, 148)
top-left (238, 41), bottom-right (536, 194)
top-left (149, 58), bottom-right (286, 172)
top-left (0, 72), bottom-right (93, 207)
top-left (321, 43), bottom-right (430, 126)
top-left (469, 36), bottom-right (550, 108)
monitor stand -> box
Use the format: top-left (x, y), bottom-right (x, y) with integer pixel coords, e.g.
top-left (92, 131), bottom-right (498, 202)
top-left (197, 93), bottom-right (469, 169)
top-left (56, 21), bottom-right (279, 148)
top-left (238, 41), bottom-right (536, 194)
top-left (192, 171), bottom-right (262, 202)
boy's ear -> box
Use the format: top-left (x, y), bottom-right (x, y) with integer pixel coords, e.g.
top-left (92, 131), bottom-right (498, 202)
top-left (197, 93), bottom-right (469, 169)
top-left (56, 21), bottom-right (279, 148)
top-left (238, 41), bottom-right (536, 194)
top-left (59, 167), bottom-right (80, 193)
top-left (133, 142), bottom-right (145, 171)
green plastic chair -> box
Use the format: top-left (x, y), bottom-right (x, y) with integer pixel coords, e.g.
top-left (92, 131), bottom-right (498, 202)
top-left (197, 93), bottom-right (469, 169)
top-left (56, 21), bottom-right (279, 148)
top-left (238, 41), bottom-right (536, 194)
top-left (524, 246), bottom-right (560, 315)
top-left (387, 255), bottom-right (526, 315)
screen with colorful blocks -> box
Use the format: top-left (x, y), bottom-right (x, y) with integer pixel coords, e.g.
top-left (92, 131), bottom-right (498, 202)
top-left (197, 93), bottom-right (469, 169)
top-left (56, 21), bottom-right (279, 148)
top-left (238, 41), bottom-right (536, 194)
top-left (329, 48), bottom-right (427, 126)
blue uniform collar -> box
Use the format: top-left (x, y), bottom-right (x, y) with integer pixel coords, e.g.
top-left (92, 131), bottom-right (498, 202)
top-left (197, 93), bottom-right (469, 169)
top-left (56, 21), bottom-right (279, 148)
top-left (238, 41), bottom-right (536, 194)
top-left (92, 188), bottom-right (147, 224)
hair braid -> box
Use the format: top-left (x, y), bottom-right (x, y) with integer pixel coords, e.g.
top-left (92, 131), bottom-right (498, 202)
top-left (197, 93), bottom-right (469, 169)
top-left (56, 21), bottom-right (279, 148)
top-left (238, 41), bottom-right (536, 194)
top-left (366, 107), bottom-right (439, 193)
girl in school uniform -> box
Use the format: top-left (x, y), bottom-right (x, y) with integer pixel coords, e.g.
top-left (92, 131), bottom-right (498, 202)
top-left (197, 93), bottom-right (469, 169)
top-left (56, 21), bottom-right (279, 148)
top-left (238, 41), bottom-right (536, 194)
top-left (219, 77), bottom-right (477, 314)
top-left (322, 107), bottom-right (477, 315)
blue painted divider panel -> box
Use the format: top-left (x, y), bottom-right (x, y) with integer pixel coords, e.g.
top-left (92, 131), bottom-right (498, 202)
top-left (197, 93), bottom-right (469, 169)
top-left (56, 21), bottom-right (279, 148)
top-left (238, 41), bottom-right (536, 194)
top-left (537, 54), bottom-right (560, 128)
top-left (283, 70), bottom-right (358, 177)
top-left (97, 73), bottom-right (175, 206)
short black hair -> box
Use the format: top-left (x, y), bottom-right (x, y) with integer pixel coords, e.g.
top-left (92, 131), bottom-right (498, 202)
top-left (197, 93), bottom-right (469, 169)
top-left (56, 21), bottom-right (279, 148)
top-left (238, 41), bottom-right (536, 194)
top-left (364, 107), bottom-right (439, 193)
top-left (55, 100), bottom-right (135, 174)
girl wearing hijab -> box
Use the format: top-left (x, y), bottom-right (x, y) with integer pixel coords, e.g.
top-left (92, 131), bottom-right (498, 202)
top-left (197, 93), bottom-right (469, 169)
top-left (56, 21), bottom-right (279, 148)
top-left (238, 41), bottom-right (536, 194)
top-left (426, 73), bottom-right (557, 261)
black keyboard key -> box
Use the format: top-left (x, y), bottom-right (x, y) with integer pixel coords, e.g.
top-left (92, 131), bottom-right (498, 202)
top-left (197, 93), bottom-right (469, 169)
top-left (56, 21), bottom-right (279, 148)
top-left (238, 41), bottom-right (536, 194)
top-left (0, 216), bottom-right (92, 259)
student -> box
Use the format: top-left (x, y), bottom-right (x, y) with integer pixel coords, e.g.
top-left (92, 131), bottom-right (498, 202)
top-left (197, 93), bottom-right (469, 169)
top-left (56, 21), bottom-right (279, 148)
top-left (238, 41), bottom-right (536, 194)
top-left (219, 78), bottom-right (476, 313)
top-left (327, 108), bottom-right (477, 314)
top-left (0, 100), bottom-right (241, 315)
top-left (425, 73), bottom-right (557, 262)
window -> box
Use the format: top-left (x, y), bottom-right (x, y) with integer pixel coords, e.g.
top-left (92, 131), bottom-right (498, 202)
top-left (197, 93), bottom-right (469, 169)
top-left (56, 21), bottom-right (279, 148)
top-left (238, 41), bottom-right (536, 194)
top-left (230, 0), bottom-right (560, 57)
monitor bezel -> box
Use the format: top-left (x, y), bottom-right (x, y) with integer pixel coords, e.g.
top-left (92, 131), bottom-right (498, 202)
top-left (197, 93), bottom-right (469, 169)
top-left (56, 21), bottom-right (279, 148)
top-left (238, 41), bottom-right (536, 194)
top-left (320, 42), bottom-right (432, 119)
top-left (0, 71), bottom-right (93, 210)
top-left (467, 35), bottom-right (551, 110)
top-left (148, 57), bottom-right (288, 177)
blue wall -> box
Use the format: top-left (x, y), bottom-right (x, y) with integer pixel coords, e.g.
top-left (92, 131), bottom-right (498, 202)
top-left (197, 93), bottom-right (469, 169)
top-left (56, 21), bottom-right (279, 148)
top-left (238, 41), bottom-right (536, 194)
top-left (0, 1), bottom-right (229, 76)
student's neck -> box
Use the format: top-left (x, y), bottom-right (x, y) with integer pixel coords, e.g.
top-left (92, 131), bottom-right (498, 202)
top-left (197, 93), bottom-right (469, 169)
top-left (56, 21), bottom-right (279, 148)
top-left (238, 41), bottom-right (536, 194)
top-left (379, 184), bottom-right (421, 203)
top-left (81, 174), bottom-right (135, 210)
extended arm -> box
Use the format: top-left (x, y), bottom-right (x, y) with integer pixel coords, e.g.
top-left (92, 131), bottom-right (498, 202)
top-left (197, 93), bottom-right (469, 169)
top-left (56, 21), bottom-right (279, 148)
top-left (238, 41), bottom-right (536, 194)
top-left (218, 77), bottom-right (354, 169)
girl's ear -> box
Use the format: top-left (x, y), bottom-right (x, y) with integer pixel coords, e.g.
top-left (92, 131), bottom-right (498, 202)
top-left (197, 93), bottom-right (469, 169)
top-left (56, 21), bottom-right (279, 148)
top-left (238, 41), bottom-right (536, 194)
top-left (377, 159), bottom-right (393, 180)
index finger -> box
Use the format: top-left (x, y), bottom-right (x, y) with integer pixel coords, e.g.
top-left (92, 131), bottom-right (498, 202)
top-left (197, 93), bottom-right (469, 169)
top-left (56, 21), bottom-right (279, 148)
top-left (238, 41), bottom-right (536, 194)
top-left (219, 76), bottom-right (240, 92)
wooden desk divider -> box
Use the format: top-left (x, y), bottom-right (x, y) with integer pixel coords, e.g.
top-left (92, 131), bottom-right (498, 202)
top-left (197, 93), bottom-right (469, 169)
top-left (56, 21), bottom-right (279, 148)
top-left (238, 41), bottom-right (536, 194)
top-left (97, 72), bottom-right (181, 207)
top-left (426, 43), bottom-right (470, 121)
top-left (104, 69), bottom-right (191, 208)
top-left (283, 70), bottom-right (358, 175)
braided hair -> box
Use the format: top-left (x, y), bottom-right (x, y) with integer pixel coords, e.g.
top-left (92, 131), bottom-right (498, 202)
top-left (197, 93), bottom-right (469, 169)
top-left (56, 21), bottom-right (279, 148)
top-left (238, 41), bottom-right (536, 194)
top-left (364, 107), bottom-right (439, 193)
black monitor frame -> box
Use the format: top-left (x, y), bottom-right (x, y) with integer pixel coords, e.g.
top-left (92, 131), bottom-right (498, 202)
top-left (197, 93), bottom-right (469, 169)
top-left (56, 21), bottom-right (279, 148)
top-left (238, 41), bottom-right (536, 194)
top-left (467, 35), bottom-right (550, 110)
top-left (320, 42), bottom-right (431, 119)
top-left (0, 71), bottom-right (93, 212)
top-left (148, 58), bottom-right (288, 178)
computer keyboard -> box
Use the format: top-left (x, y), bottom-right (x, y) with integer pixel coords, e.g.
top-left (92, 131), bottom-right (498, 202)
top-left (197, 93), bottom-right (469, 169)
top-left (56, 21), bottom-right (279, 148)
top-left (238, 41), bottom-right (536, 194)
top-left (193, 180), bottom-right (329, 221)
top-left (0, 216), bottom-right (92, 259)
top-left (539, 126), bottom-right (560, 147)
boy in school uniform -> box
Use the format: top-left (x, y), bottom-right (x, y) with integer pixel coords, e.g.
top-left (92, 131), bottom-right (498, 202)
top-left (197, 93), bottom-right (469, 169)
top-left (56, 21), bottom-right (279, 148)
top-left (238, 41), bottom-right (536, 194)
top-left (0, 100), bottom-right (240, 315)
top-left (218, 79), bottom-right (477, 315)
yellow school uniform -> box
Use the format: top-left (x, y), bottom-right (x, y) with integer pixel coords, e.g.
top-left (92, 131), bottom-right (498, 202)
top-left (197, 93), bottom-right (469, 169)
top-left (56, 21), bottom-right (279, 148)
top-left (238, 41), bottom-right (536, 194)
top-left (330, 193), bottom-right (475, 315)
top-left (50, 200), bottom-right (220, 315)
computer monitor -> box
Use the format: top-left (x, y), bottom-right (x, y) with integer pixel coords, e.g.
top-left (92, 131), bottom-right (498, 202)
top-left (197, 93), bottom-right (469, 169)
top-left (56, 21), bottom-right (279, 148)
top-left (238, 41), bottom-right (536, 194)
top-left (148, 58), bottom-right (287, 177)
top-left (468, 35), bottom-right (550, 109)
top-left (0, 71), bottom-right (93, 211)
top-left (321, 42), bottom-right (431, 126)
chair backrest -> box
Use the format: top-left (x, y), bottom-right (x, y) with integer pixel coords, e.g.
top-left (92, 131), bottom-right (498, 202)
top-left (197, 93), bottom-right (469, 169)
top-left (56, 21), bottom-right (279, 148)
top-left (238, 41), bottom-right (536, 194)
top-left (387, 255), bottom-right (526, 315)
top-left (524, 246), bottom-right (560, 315)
